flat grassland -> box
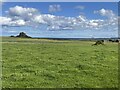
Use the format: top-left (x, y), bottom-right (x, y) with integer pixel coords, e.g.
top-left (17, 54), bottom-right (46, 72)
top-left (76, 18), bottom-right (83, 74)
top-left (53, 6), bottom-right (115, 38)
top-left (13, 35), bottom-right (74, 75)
top-left (1, 37), bottom-right (118, 88)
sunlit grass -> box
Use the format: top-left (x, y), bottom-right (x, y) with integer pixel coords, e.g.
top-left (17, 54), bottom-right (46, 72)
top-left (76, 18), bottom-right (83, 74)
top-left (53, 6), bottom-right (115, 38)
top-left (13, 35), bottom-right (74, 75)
top-left (2, 37), bottom-right (118, 88)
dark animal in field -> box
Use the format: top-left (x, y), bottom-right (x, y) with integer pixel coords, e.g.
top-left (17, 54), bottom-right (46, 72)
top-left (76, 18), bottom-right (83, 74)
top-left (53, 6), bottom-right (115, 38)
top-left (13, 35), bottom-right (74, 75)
top-left (92, 40), bottom-right (104, 46)
top-left (16, 32), bottom-right (31, 38)
top-left (10, 35), bottom-right (15, 37)
top-left (109, 39), bottom-right (113, 42)
top-left (109, 39), bottom-right (119, 43)
top-left (115, 40), bottom-right (119, 43)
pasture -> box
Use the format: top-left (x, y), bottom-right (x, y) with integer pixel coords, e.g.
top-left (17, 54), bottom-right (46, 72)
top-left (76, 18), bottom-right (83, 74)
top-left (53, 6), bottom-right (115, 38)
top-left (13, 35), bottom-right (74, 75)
top-left (1, 37), bottom-right (118, 88)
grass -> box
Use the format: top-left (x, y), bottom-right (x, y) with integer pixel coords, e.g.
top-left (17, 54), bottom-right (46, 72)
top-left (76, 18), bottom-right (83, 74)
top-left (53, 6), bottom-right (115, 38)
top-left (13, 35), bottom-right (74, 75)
top-left (1, 37), bottom-right (118, 88)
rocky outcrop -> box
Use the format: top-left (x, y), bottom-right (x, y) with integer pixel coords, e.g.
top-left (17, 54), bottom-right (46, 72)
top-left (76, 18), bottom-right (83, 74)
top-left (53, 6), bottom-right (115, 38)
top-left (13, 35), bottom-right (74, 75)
top-left (16, 32), bottom-right (31, 38)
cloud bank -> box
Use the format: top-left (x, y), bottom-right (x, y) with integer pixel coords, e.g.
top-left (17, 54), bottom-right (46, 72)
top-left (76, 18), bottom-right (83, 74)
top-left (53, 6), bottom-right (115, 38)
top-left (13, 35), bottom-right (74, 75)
top-left (0, 6), bottom-right (118, 31)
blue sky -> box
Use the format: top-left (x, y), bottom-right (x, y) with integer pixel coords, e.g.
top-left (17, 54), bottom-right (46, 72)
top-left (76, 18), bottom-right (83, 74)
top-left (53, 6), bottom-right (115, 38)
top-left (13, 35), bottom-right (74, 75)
top-left (2, 2), bottom-right (118, 18)
top-left (1, 2), bottom-right (118, 38)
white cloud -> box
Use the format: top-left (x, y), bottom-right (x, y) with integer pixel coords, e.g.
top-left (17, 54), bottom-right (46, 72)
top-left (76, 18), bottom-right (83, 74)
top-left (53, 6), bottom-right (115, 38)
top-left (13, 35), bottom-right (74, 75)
top-left (0, 17), bottom-right (12, 26)
top-left (49, 4), bottom-right (61, 13)
top-left (1, 6), bottom-right (118, 31)
top-left (88, 19), bottom-right (103, 27)
top-left (32, 15), bottom-right (46, 24)
top-left (11, 19), bottom-right (26, 26)
top-left (89, 22), bottom-right (98, 27)
top-left (0, 16), bottom-right (26, 26)
top-left (8, 6), bottom-right (38, 16)
top-left (75, 5), bottom-right (85, 10)
top-left (94, 8), bottom-right (115, 19)
top-left (77, 15), bottom-right (86, 22)
top-left (6, 6), bottom-right (39, 21)
top-left (93, 8), bottom-right (118, 30)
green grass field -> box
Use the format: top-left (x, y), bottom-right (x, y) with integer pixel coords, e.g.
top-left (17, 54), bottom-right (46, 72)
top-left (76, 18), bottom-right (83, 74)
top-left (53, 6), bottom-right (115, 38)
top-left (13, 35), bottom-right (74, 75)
top-left (1, 37), bottom-right (118, 88)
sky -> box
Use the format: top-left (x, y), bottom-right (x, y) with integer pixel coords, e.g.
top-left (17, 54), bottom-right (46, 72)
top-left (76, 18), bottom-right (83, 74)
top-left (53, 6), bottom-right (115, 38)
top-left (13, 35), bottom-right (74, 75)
top-left (0, 2), bottom-right (119, 38)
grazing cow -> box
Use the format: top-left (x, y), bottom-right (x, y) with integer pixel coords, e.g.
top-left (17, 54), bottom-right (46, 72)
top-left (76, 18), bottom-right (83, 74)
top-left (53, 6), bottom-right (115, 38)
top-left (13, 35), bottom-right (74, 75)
top-left (92, 40), bottom-right (104, 46)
